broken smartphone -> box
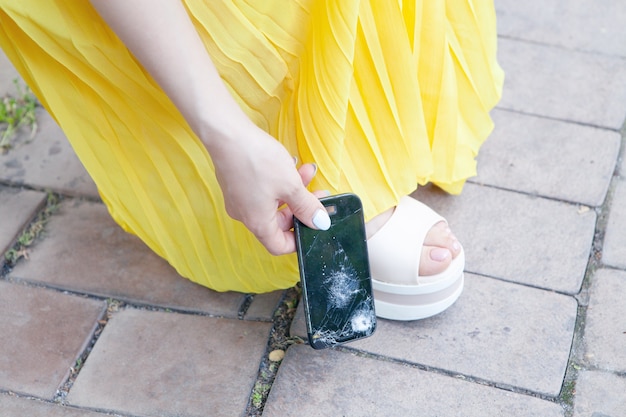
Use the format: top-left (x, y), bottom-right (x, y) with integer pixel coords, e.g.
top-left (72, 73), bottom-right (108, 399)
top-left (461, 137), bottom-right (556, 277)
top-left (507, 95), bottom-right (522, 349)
top-left (294, 193), bottom-right (376, 349)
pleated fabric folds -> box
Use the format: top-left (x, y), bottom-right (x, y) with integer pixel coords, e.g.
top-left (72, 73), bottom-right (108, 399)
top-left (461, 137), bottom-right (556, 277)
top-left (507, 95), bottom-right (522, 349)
top-left (0, 1), bottom-right (503, 293)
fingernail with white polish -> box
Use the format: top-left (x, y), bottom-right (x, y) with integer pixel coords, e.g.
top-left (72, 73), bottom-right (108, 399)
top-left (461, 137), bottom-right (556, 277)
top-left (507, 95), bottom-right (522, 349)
top-left (312, 208), bottom-right (331, 230)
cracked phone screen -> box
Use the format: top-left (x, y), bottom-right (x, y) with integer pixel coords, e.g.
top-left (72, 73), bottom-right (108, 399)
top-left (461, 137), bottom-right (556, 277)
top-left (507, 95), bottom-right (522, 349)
top-left (295, 194), bottom-right (376, 349)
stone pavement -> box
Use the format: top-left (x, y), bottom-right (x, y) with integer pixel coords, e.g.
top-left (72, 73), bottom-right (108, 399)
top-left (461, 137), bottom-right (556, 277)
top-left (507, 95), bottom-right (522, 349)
top-left (1, 1), bottom-right (625, 416)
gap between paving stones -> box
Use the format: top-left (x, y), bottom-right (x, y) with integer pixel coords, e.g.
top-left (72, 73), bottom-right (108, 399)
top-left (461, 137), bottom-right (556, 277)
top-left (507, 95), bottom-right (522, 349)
top-left (337, 344), bottom-right (565, 405)
top-left (559, 116), bottom-right (626, 416)
top-left (0, 392), bottom-right (132, 417)
top-left (493, 103), bottom-right (626, 133)
top-left (496, 33), bottom-right (626, 60)
top-left (245, 285), bottom-right (304, 417)
top-left (466, 180), bottom-right (604, 212)
top-left (1, 190), bottom-right (60, 276)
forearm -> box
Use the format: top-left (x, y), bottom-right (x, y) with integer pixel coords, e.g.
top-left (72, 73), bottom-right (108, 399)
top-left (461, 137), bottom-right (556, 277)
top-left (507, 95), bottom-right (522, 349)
top-left (90, 0), bottom-right (252, 150)
top-left (90, 0), bottom-right (330, 252)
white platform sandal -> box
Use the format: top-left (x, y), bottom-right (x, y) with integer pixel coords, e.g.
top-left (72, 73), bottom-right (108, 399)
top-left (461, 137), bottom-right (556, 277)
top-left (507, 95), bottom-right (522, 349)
top-left (367, 196), bottom-right (465, 321)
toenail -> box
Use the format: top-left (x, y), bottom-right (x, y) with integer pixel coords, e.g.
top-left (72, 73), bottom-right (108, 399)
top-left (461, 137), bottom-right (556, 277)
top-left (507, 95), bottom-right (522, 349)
top-left (430, 247), bottom-right (451, 262)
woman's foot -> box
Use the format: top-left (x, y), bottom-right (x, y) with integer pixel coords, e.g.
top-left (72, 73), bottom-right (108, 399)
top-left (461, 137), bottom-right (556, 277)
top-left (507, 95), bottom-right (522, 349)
top-left (366, 203), bottom-right (462, 277)
top-left (366, 196), bottom-right (466, 320)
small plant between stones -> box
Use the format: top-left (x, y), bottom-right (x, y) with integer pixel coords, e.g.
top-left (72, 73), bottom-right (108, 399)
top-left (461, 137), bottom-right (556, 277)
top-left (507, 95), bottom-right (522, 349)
top-left (245, 285), bottom-right (304, 416)
top-left (4, 192), bottom-right (60, 267)
top-left (0, 78), bottom-right (38, 153)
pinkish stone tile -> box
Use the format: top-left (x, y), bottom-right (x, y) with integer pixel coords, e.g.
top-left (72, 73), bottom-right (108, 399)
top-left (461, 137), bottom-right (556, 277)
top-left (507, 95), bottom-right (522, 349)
top-left (244, 290), bottom-right (284, 321)
top-left (583, 268), bottom-right (626, 373)
top-left (573, 371), bottom-right (626, 417)
top-left (602, 180), bottom-right (626, 270)
top-left (68, 309), bottom-right (271, 417)
top-left (0, 281), bottom-right (106, 399)
top-left (0, 109), bottom-right (98, 198)
top-left (497, 38), bottom-right (626, 130)
top-left (496, 0), bottom-right (626, 57)
top-left (0, 186), bottom-right (46, 254)
top-left (264, 345), bottom-right (565, 417)
top-left (476, 110), bottom-right (620, 207)
top-left (292, 274), bottom-right (577, 397)
top-left (9, 199), bottom-right (247, 317)
top-left (415, 183), bottom-right (596, 294)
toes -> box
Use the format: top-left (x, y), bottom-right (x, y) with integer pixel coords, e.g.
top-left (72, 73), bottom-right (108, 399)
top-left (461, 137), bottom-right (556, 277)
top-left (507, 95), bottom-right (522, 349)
top-left (424, 221), bottom-right (462, 258)
top-left (419, 245), bottom-right (453, 276)
top-left (419, 221), bottom-right (462, 276)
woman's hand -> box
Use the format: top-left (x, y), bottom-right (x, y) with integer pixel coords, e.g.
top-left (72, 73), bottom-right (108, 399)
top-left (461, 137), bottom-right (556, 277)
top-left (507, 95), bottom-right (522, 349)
top-left (209, 123), bottom-right (330, 255)
top-left (91, 0), bottom-right (330, 255)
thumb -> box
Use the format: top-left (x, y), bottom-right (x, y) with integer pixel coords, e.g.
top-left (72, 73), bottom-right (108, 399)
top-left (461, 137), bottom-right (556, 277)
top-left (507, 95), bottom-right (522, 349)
top-left (286, 187), bottom-right (331, 231)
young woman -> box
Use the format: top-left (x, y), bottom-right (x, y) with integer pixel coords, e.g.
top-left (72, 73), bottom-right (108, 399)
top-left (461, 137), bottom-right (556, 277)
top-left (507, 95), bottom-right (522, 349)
top-left (0, 1), bottom-right (503, 320)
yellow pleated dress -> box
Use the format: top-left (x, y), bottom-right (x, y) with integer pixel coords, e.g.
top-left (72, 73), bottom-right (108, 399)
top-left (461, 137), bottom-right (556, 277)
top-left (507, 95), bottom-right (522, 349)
top-left (0, 1), bottom-right (503, 293)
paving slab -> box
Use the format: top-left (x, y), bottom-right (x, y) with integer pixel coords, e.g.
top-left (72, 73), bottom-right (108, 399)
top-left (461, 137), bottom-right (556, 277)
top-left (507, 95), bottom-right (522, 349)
top-left (67, 308), bottom-right (271, 417)
top-left (292, 274), bottom-right (577, 397)
top-left (0, 281), bottom-right (106, 399)
top-left (573, 371), bottom-right (626, 417)
top-left (476, 109), bottom-right (620, 206)
top-left (497, 38), bottom-right (626, 130)
top-left (0, 109), bottom-right (99, 198)
top-left (244, 290), bottom-right (284, 321)
top-left (496, 0), bottom-right (626, 57)
top-left (264, 344), bottom-right (565, 417)
top-left (9, 199), bottom-right (248, 318)
top-left (583, 268), bottom-right (626, 373)
top-left (602, 180), bottom-right (626, 269)
top-left (0, 50), bottom-right (22, 97)
top-left (0, 186), bottom-right (46, 254)
top-left (0, 394), bottom-right (109, 417)
top-left (415, 183), bottom-right (596, 294)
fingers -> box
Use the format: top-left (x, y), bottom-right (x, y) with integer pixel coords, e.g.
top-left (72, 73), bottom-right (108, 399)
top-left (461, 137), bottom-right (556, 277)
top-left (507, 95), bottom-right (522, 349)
top-left (255, 221), bottom-right (295, 255)
top-left (277, 163), bottom-right (317, 208)
top-left (275, 189), bottom-right (330, 235)
top-left (297, 163), bottom-right (317, 187)
top-left (286, 161), bottom-right (331, 231)
top-left (248, 159), bottom-right (331, 255)
top-left (266, 193), bottom-right (330, 255)
top-left (285, 186), bottom-right (331, 232)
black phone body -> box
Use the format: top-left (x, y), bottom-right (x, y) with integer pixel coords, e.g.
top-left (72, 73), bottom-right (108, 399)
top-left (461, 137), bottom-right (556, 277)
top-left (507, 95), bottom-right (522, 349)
top-left (294, 193), bottom-right (376, 349)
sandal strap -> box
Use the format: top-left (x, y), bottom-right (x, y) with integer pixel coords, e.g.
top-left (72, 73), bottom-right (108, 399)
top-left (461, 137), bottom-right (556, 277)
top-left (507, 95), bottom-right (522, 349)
top-left (367, 196), bottom-right (445, 285)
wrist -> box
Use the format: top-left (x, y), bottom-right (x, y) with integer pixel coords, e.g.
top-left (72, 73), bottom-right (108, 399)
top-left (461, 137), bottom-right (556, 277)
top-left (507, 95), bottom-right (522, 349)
top-left (196, 109), bottom-right (255, 157)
